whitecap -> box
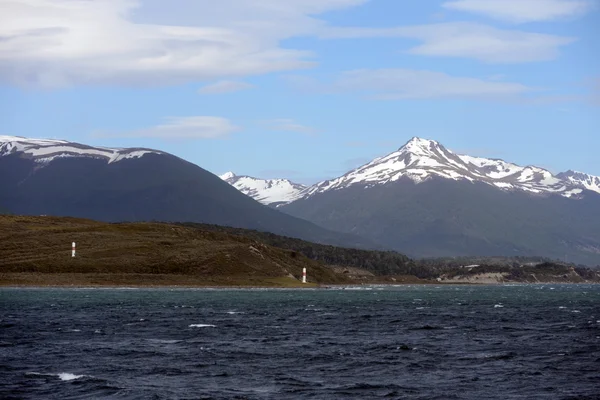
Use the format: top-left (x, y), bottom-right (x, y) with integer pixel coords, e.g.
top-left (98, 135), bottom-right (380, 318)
top-left (226, 311), bottom-right (245, 315)
top-left (494, 304), bottom-right (504, 308)
top-left (147, 339), bottom-right (180, 344)
top-left (559, 306), bottom-right (567, 309)
top-left (189, 324), bottom-right (216, 328)
top-left (571, 310), bottom-right (581, 313)
top-left (28, 372), bottom-right (86, 381)
top-left (58, 373), bottom-right (84, 381)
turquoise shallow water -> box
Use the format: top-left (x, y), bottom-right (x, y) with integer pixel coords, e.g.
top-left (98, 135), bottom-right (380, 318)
top-left (1, 284), bottom-right (599, 399)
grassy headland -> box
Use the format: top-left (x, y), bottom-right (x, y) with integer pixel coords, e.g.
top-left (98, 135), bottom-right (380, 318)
top-left (0, 215), bottom-right (347, 287)
top-left (1, 215), bottom-right (597, 287)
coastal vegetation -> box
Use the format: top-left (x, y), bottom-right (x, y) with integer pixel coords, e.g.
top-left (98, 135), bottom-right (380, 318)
top-left (1, 215), bottom-right (597, 286)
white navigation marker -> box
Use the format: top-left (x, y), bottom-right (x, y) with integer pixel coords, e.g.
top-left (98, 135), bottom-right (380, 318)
top-left (302, 268), bottom-right (307, 283)
top-left (72, 242), bottom-right (76, 257)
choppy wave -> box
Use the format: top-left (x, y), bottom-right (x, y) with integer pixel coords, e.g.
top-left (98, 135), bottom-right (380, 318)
top-left (2, 284), bottom-right (599, 399)
top-left (26, 372), bottom-right (85, 381)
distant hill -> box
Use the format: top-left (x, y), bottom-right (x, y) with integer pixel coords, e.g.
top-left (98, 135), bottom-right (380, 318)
top-left (0, 136), bottom-right (377, 250)
top-left (1, 216), bottom-right (597, 286)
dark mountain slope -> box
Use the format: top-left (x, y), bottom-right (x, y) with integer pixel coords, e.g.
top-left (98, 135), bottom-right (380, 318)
top-left (281, 177), bottom-right (600, 265)
top-left (0, 153), bottom-right (377, 249)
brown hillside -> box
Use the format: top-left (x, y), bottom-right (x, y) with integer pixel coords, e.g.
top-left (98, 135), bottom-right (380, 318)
top-left (0, 215), bottom-right (350, 287)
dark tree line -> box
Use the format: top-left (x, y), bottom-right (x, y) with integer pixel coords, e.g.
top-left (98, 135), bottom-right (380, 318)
top-left (179, 222), bottom-right (599, 280)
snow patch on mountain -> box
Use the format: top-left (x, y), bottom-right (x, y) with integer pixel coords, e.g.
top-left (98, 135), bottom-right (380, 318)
top-left (302, 137), bottom-right (597, 199)
top-left (219, 171), bottom-right (236, 181)
top-left (220, 172), bottom-right (307, 205)
top-left (556, 170), bottom-right (600, 195)
top-left (0, 136), bottom-right (161, 165)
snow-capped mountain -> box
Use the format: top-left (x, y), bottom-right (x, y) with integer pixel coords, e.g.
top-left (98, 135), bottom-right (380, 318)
top-left (0, 135), bottom-right (162, 165)
top-left (220, 172), bottom-right (306, 205)
top-left (302, 137), bottom-right (598, 199)
top-left (0, 135), bottom-right (375, 250)
top-left (556, 170), bottom-right (600, 195)
top-left (278, 137), bottom-right (600, 266)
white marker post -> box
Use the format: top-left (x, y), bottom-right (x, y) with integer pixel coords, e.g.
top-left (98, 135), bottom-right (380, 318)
top-left (72, 242), bottom-right (76, 258)
top-left (302, 268), bottom-right (307, 283)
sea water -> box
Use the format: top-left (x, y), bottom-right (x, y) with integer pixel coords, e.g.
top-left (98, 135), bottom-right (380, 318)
top-left (1, 285), bottom-right (599, 399)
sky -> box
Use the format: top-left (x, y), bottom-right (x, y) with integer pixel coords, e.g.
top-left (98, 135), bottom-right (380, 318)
top-left (0, 0), bottom-right (599, 184)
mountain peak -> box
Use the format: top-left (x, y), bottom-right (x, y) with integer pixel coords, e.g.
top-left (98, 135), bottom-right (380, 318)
top-left (0, 135), bottom-right (67, 145)
top-left (556, 170), bottom-right (600, 194)
top-left (0, 135), bottom-right (161, 164)
top-left (400, 137), bottom-right (442, 153)
top-left (219, 173), bottom-right (307, 205)
top-left (299, 137), bottom-right (600, 199)
top-left (220, 171), bottom-right (236, 181)
top-left (559, 169), bottom-right (584, 177)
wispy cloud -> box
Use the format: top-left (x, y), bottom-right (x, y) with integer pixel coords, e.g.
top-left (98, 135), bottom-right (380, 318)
top-left (442, 0), bottom-right (595, 23)
top-left (287, 68), bottom-right (532, 100)
top-left (261, 119), bottom-right (318, 135)
top-left (322, 22), bottom-right (575, 63)
top-left (339, 69), bottom-right (532, 99)
top-left (198, 80), bottom-right (255, 94)
top-left (94, 116), bottom-right (240, 139)
top-left (0, 0), bottom-right (582, 88)
top-left (0, 0), bottom-right (367, 87)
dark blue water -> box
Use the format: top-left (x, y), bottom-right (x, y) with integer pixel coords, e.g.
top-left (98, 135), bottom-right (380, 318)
top-left (1, 285), bottom-right (599, 399)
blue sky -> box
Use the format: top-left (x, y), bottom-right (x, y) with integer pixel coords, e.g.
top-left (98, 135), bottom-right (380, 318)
top-left (1, 0), bottom-right (599, 183)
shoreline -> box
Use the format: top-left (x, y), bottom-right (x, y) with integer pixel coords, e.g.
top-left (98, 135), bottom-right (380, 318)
top-left (1, 273), bottom-right (596, 289)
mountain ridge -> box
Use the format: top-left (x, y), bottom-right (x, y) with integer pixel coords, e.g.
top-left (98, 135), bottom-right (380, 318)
top-left (304, 136), bottom-right (600, 199)
top-left (0, 135), bottom-right (162, 165)
top-left (219, 171), bottom-right (307, 205)
top-left (280, 176), bottom-right (600, 266)
top-left (258, 136), bottom-right (600, 266)
top-left (222, 137), bottom-right (599, 204)
top-left (0, 135), bottom-right (378, 251)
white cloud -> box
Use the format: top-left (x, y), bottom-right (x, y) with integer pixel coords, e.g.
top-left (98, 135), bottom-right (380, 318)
top-left (442, 0), bottom-right (595, 23)
top-left (97, 116), bottom-right (240, 139)
top-left (0, 0), bottom-right (582, 87)
top-left (198, 80), bottom-right (255, 94)
top-left (301, 69), bottom-right (532, 100)
top-left (262, 119), bottom-right (317, 134)
top-left (0, 0), bottom-right (367, 87)
top-left (0, 0), bottom-right (581, 89)
top-left (323, 22), bottom-right (575, 63)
